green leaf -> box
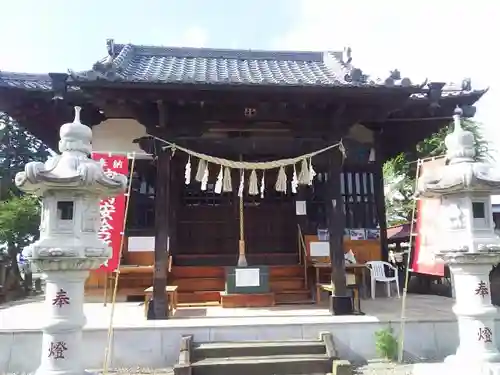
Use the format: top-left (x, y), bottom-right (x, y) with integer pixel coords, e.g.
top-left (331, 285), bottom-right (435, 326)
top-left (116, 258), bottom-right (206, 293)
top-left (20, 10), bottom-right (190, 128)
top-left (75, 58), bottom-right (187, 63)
top-left (384, 119), bottom-right (489, 226)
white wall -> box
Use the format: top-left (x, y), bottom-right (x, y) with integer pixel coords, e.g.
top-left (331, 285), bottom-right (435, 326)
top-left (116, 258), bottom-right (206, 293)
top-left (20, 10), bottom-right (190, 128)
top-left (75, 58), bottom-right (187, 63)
top-left (92, 119), bottom-right (151, 158)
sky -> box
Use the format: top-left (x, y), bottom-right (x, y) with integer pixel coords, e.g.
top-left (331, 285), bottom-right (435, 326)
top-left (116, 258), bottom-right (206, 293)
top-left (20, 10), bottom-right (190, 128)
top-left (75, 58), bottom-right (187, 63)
top-left (0, 0), bottom-right (498, 151)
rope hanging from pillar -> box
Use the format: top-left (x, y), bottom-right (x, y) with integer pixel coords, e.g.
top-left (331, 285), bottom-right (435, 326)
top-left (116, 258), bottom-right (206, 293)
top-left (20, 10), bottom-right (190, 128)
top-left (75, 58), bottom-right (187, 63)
top-left (147, 135), bottom-right (346, 196)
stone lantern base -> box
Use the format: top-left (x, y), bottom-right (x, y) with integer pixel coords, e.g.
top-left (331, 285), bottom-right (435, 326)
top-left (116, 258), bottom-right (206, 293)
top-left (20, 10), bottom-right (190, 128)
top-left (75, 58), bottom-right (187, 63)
top-left (414, 254), bottom-right (500, 375)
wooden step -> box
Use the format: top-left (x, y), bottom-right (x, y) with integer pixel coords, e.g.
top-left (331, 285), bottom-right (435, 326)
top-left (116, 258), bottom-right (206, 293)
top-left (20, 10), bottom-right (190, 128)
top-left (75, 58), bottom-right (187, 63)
top-left (170, 266), bottom-right (225, 279)
top-left (177, 301), bottom-right (220, 308)
top-left (174, 253), bottom-right (298, 266)
top-left (178, 291), bottom-right (222, 304)
top-left (269, 265), bottom-right (304, 278)
top-left (172, 277), bottom-right (225, 292)
top-left (220, 292), bottom-right (275, 308)
top-left (170, 265), bottom-right (305, 279)
top-left (270, 278), bottom-right (304, 292)
top-left (274, 290), bottom-right (312, 304)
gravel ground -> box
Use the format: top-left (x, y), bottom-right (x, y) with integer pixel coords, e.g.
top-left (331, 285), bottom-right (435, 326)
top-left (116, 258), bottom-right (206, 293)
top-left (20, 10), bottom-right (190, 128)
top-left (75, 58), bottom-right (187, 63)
top-left (104, 369), bottom-right (174, 375)
top-left (103, 364), bottom-right (414, 375)
top-left (1, 369), bottom-right (175, 375)
top-left (1, 364), bottom-right (417, 375)
top-left (1, 364), bottom-right (415, 375)
top-left (353, 362), bottom-right (414, 375)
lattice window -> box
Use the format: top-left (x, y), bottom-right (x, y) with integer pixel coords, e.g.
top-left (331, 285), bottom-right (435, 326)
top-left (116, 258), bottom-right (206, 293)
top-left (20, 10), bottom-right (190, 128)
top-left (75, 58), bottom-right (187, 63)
top-left (341, 170), bottom-right (378, 229)
top-left (243, 169), bottom-right (295, 206)
top-left (126, 160), bottom-right (156, 233)
top-left (182, 182), bottom-right (234, 207)
top-left (307, 168), bottom-right (378, 229)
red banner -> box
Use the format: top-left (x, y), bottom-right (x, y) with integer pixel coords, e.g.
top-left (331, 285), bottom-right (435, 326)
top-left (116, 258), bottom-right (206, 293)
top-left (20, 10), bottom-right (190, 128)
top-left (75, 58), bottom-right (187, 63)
top-left (92, 153), bottom-right (129, 272)
top-left (412, 158), bottom-right (445, 277)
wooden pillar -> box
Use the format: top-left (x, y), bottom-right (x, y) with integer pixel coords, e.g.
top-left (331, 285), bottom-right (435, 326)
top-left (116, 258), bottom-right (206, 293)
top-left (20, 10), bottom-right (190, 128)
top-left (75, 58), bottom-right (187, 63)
top-left (373, 132), bottom-right (389, 261)
top-left (152, 148), bottom-right (171, 319)
top-left (325, 148), bottom-right (350, 315)
top-left (374, 166), bottom-right (389, 261)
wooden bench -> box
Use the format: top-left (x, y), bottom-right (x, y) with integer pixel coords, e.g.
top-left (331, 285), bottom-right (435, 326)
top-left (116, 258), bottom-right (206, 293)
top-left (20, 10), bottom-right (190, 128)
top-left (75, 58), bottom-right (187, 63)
top-left (143, 285), bottom-right (179, 317)
top-left (318, 284), bottom-right (361, 313)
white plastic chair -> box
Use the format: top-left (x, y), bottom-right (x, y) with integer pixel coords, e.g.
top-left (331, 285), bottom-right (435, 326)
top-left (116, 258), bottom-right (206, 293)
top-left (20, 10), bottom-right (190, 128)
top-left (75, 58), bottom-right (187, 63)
top-left (366, 261), bottom-right (400, 299)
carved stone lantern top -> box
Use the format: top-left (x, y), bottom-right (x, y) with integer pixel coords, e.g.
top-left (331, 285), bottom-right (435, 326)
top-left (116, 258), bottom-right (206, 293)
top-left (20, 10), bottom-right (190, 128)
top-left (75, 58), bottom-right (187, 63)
top-left (416, 107), bottom-right (500, 198)
top-left (15, 106), bottom-right (127, 197)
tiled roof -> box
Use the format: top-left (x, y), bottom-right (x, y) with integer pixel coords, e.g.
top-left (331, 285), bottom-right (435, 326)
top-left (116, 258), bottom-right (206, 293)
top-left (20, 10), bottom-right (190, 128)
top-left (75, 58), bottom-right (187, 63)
top-left (69, 43), bottom-right (417, 88)
top-left (0, 68), bottom-right (483, 102)
top-left (0, 72), bottom-right (53, 91)
top-left (0, 41), bottom-right (488, 102)
top-left (410, 81), bottom-right (487, 101)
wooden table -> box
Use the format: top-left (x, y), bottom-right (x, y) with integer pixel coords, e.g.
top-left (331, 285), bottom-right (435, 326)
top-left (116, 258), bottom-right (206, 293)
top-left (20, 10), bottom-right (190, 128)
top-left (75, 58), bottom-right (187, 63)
top-left (143, 285), bottom-right (179, 317)
top-left (311, 263), bottom-right (369, 300)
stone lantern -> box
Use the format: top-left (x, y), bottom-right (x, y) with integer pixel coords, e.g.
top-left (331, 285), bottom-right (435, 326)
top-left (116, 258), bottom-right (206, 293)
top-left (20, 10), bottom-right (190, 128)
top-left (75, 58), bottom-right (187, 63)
top-left (413, 107), bottom-right (500, 374)
top-left (15, 107), bottom-right (127, 375)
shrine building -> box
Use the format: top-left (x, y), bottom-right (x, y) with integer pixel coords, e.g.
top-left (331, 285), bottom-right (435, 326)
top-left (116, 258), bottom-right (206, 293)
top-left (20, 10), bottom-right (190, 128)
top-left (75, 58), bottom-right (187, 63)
top-left (0, 40), bottom-right (485, 315)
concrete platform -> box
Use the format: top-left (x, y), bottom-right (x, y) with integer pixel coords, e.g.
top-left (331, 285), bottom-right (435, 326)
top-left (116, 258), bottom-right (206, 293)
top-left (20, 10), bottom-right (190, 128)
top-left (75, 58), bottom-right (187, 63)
top-left (0, 294), bottom-right (490, 373)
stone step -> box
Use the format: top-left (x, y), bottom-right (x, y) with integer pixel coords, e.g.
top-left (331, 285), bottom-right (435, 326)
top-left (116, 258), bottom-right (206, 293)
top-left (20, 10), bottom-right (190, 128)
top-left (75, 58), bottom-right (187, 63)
top-left (193, 340), bottom-right (326, 359)
top-left (190, 354), bottom-right (332, 375)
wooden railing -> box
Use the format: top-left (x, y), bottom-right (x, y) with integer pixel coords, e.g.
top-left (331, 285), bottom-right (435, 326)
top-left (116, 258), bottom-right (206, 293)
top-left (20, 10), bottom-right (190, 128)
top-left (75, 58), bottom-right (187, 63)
top-left (297, 224), bottom-right (308, 289)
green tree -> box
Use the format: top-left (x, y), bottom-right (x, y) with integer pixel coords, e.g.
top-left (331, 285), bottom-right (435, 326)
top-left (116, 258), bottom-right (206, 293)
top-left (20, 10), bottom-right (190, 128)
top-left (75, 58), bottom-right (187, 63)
top-left (0, 113), bottom-right (49, 297)
top-left (0, 113), bottom-right (50, 197)
top-left (384, 119), bottom-right (490, 226)
top-left (0, 194), bottom-right (40, 294)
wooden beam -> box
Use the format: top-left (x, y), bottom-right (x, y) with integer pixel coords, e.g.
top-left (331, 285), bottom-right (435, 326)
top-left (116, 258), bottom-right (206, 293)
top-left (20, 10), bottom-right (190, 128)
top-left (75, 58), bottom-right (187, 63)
top-left (167, 137), bottom-right (331, 157)
top-left (77, 83), bottom-right (420, 105)
top-left (131, 100), bottom-right (335, 133)
top-left (161, 101), bottom-right (334, 126)
top-left (378, 119), bottom-right (446, 160)
top-left (152, 149), bottom-right (171, 319)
